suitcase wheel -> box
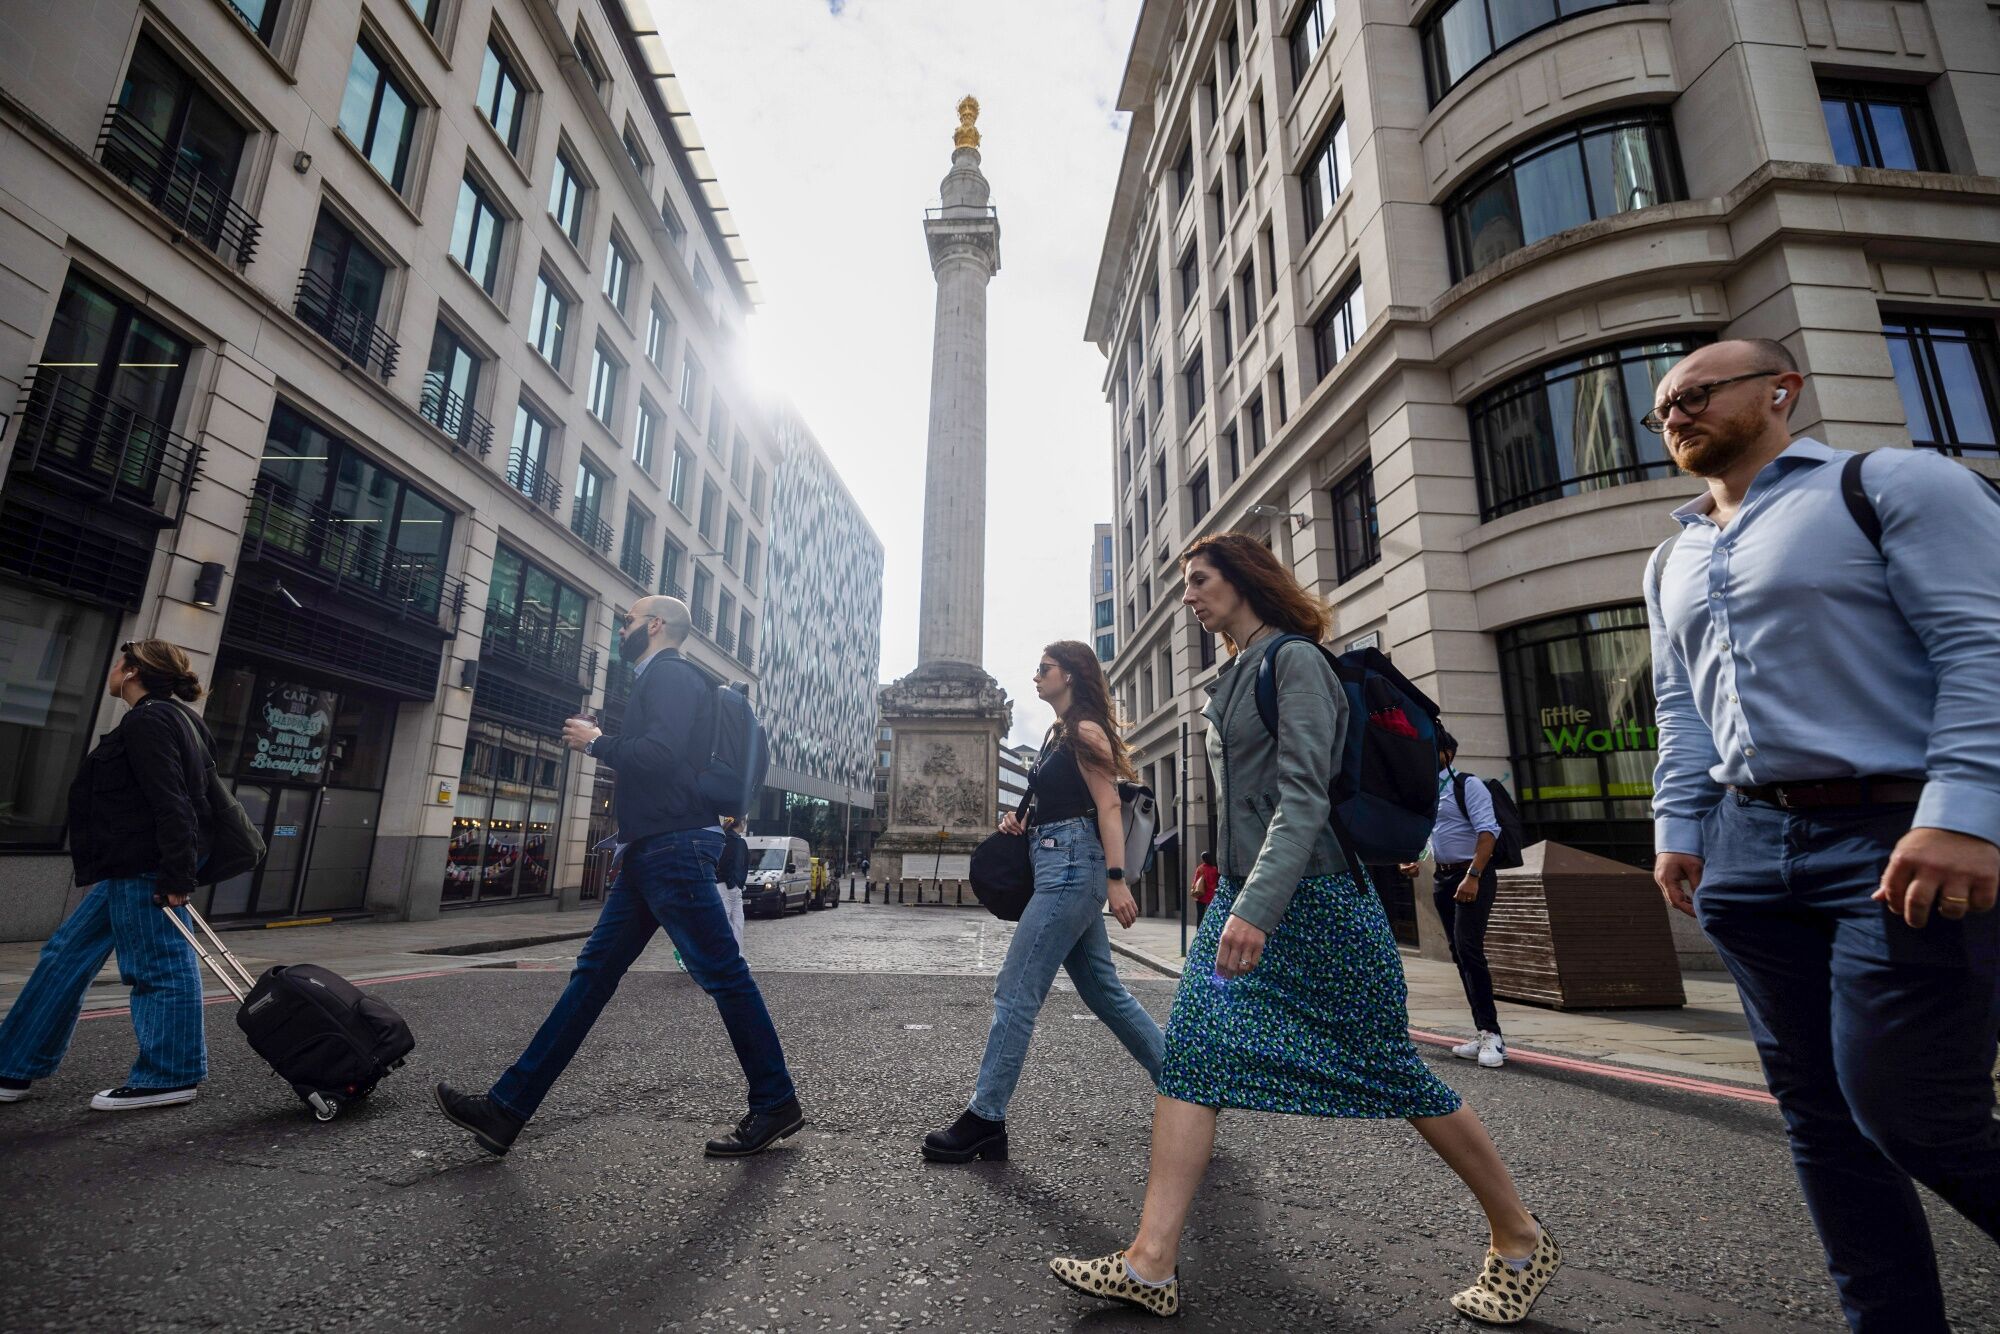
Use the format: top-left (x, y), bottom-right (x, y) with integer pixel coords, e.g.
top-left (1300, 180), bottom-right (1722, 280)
top-left (307, 1092), bottom-right (341, 1122)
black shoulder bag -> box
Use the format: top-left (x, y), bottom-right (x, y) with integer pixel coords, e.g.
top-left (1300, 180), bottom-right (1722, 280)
top-left (969, 727), bottom-right (1054, 922)
top-left (158, 700), bottom-right (267, 885)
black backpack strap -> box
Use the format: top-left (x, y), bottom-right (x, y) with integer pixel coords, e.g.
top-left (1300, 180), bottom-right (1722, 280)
top-left (1252, 633), bottom-right (1320, 737)
top-left (1840, 451), bottom-right (1883, 554)
top-left (1451, 770), bottom-right (1471, 821)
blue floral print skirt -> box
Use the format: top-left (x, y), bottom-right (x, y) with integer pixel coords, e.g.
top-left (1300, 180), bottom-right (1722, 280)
top-left (1156, 872), bottom-right (1462, 1119)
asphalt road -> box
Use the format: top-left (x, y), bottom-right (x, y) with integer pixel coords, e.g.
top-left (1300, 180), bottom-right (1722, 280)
top-left (1, 907), bottom-right (1994, 1333)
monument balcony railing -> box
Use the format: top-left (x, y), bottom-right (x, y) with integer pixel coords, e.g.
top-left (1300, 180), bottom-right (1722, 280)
top-left (923, 204), bottom-right (999, 221)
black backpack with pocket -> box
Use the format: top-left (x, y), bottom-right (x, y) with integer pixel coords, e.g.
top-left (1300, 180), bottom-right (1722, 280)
top-left (696, 683), bottom-right (769, 824)
top-left (1451, 771), bottom-right (1527, 870)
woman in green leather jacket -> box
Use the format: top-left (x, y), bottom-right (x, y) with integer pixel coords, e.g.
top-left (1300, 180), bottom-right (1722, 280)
top-left (1049, 534), bottom-right (1559, 1326)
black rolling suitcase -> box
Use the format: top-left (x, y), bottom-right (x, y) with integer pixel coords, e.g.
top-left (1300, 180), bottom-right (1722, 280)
top-left (164, 905), bottom-right (416, 1122)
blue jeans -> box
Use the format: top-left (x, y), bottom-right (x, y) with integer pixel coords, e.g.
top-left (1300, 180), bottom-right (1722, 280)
top-left (0, 877), bottom-right (207, 1089)
top-left (1697, 795), bottom-right (2000, 1334)
top-left (490, 829), bottom-right (796, 1121)
top-left (970, 816), bottom-right (1165, 1121)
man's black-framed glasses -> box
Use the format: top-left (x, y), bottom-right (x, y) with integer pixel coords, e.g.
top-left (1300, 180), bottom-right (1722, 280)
top-left (1641, 370), bottom-right (1783, 433)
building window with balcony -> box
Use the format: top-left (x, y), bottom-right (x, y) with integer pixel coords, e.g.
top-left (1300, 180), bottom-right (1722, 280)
top-left (1289, 0), bottom-right (1332, 83)
top-left (571, 457), bottom-right (610, 553)
top-left (225, 0), bottom-right (281, 44)
top-left (573, 22), bottom-right (608, 98)
top-left (549, 146), bottom-right (587, 245)
top-left (620, 502), bottom-right (653, 585)
top-left (252, 402), bottom-right (456, 617)
top-left (1885, 317), bottom-right (1998, 455)
top-left (509, 400), bottom-right (557, 509)
top-left (690, 564), bottom-right (714, 633)
top-left (738, 609), bottom-right (755, 665)
top-left (679, 349), bottom-right (705, 418)
top-left (1422, 0), bottom-right (1643, 104)
top-left (105, 35), bottom-right (256, 267)
top-left (478, 37), bottom-right (524, 155)
top-left (634, 399), bottom-right (659, 475)
top-left (421, 322), bottom-right (489, 452)
top-left (723, 507), bottom-right (742, 569)
top-left (1183, 349), bottom-right (1207, 420)
top-left (1469, 335), bottom-right (1695, 520)
top-left (603, 234), bottom-right (632, 313)
top-left (698, 476), bottom-right (720, 541)
top-left (450, 173), bottom-right (504, 294)
top-left (1821, 81), bottom-right (1945, 173)
top-left (744, 535), bottom-right (761, 592)
top-left (717, 588), bottom-right (737, 651)
top-left (298, 208), bottom-right (396, 380)
top-left (621, 121), bottom-right (651, 178)
top-left (1312, 275), bottom-right (1365, 381)
top-left (660, 195), bottom-right (686, 249)
top-left (530, 269), bottom-right (570, 367)
top-left (1444, 109), bottom-right (1683, 281)
top-left (587, 340), bottom-right (620, 426)
top-left (1189, 463), bottom-right (1211, 523)
top-left (646, 300), bottom-right (671, 370)
top-left (660, 537), bottom-right (686, 597)
top-left (1301, 109), bottom-right (1350, 235)
top-left (1330, 461), bottom-right (1379, 583)
top-left (338, 38), bottom-right (417, 194)
top-left (669, 439), bottom-right (694, 512)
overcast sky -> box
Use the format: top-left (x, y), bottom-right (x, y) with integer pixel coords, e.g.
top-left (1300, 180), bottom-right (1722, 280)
top-left (649, 0), bottom-right (1144, 745)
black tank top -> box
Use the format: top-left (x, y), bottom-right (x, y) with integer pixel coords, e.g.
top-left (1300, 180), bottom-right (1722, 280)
top-left (1030, 739), bottom-right (1095, 826)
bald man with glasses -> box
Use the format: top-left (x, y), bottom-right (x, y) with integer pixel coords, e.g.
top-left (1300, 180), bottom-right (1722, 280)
top-left (1643, 338), bottom-right (2000, 1332)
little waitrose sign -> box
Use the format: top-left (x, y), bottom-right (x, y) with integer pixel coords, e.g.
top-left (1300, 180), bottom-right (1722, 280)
top-left (1540, 703), bottom-right (1657, 756)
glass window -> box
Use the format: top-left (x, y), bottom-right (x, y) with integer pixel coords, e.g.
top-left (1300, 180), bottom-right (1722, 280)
top-left (1247, 393), bottom-right (1266, 456)
top-left (549, 147), bottom-right (586, 244)
top-left (699, 476), bottom-right (720, 540)
top-left (300, 207), bottom-right (388, 370)
top-left (228, 0), bottom-right (281, 44)
top-left (587, 342), bottom-right (618, 425)
top-left (622, 123), bottom-right (649, 176)
top-left (572, 459), bottom-right (604, 527)
top-left (679, 350), bottom-right (704, 417)
top-left (1289, 0), bottom-right (1332, 83)
top-left (0, 587), bottom-right (121, 848)
top-left (603, 235), bottom-right (631, 311)
top-left (405, 0), bottom-right (440, 33)
top-left (750, 463), bottom-right (767, 517)
top-left (660, 537), bottom-right (685, 595)
top-left (660, 195), bottom-right (686, 249)
top-left (634, 400), bottom-right (658, 474)
top-left (1820, 80), bottom-right (1945, 172)
top-left (1301, 110), bottom-right (1349, 235)
top-left (573, 23), bottom-right (607, 95)
top-left (1183, 349), bottom-right (1206, 419)
top-left (1189, 464), bottom-right (1211, 522)
top-left (1445, 110), bottom-right (1681, 280)
top-left (1421, 0), bottom-right (1637, 104)
top-left (646, 302), bottom-right (671, 369)
top-left (1330, 461), bottom-right (1379, 583)
top-left (744, 535), bottom-right (761, 592)
top-left (1312, 275), bottom-right (1366, 380)
top-left (669, 438), bottom-right (694, 511)
top-left (446, 719), bottom-right (568, 904)
top-left (693, 261), bottom-right (714, 307)
top-left (478, 39), bottom-right (524, 154)
top-left (421, 322), bottom-right (482, 445)
top-left (338, 38), bottom-right (416, 193)
top-left (509, 400), bottom-right (551, 497)
top-left (450, 174), bottom-right (504, 293)
top-left (1884, 318), bottom-right (1999, 456)
top-left (1497, 604), bottom-right (1658, 868)
top-left (111, 36), bottom-right (249, 258)
top-left (36, 268), bottom-right (192, 490)
top-left (1469, 336), bottom-right (1696, 519)
top-left (530, 270), bottom-right (569, 365)
top-left (1173, 142), bottom-right (1193, 204)
top-left (723, 507), bottom-right (742, 568)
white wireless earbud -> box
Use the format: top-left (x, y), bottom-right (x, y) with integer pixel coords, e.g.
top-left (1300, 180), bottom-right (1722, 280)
top-left (1773, 388), bottom-right (1789, 405)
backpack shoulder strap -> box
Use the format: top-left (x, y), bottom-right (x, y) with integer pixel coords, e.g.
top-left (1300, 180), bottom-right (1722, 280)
top-left (1451, 770), bottom-right (1471, 821)
top-left (1646, 530), bottom-right (1685, 608)
top-left (1252, 633), bottom-right (1321, 737)
top-left (1840, 450), bottom-right (1883, 554)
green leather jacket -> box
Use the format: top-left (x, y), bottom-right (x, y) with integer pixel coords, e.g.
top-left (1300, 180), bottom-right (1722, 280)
top-left (1203, 637), bottom-right (1351, 933)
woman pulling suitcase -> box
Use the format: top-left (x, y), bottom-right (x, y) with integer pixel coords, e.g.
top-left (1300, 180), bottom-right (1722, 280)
top-left (0, 640), bottom-right (213, 1111)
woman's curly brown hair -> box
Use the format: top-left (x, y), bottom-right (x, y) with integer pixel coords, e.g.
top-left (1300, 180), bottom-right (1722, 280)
top-left (1182, 533), bottom-right (1332, 653)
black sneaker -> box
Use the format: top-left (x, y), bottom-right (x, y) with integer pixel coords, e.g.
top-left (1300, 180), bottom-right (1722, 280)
top-left (433, 1082), bottom-right (524, 1156)
top-left (91, 1084), bottom-right (197, 1111)
top-left (704, 1098), bottom-right (805, 1158)
top-left (0, 1077), bottom-right (30, 1104)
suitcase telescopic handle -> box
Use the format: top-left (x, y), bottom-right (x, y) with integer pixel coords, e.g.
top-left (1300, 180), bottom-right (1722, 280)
top-left (160, 903), bottom-right (258, 1002)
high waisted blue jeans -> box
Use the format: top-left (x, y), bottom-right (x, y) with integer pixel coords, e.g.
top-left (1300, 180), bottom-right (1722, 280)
top-left (969, 816), bottom-right (1164, 1121)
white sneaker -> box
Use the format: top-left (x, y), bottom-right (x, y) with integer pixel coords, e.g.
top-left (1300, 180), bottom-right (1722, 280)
top-left (1451, 1032), bottom-right (1486, 1060)
top-left (90, 1084), bottom-right (198, 1111)
top-left (0, 1079), bottom-right (29, 1103)
top-left (1477, 1033), bottom-right (1508, 1069)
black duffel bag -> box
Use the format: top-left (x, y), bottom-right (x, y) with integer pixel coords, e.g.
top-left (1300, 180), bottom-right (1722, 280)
top-left (970, 726), bottom-right (1052, 921)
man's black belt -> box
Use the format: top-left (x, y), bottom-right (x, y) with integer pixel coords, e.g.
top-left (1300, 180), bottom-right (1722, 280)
top-left (1727, 777), bottom-right (1925, 810)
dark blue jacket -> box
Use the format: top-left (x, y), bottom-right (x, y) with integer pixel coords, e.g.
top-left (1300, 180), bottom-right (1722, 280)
top-left (590, 650), bottom-right (717, 840)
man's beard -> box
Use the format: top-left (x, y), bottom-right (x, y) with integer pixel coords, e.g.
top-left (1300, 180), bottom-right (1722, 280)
top-left (1667, 403), bottom-right (1765, 478)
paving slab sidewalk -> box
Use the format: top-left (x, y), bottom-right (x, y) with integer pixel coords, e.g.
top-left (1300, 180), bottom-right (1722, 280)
top-left (1103, 913), bottom-right (1771, 1088)
top-left (0, 906), bottom-right (606, 1015)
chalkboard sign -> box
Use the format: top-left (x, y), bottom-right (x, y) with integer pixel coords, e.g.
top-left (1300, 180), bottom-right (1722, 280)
top-left (244, 680), bottom-right (337, 783)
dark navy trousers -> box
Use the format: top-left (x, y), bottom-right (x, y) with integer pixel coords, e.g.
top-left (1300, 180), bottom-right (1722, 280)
top-left (1696, 795), bottom-right (2000, 1333)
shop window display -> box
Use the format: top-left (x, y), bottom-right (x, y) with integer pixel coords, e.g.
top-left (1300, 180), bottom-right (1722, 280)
top-left (445, 718), bottom-right (568, 903)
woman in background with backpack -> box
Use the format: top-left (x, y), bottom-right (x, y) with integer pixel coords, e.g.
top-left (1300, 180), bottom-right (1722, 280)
top-left (922, 640), bottom-right (1164, 1165)
top-left (1049, 535), bottom-right (1558, 1325)
top-left (0, 640), bottom-right (211, 1112)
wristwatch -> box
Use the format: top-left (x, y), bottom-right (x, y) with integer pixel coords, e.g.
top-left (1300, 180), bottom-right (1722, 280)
top-left (583, 736), bottom-right (598, 757)
top-left (1107, 867), bottom-right (1126, 882)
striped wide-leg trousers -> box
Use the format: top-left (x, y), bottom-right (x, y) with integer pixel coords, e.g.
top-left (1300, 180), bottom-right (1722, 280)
top-left (0, 878), bottom-right (207, 1089)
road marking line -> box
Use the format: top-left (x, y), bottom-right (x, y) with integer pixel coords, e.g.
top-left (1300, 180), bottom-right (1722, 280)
top-left (76, 968), bottom-right (465, 1021)
top-left (1407, 1027), bottom-right (1777, 1105)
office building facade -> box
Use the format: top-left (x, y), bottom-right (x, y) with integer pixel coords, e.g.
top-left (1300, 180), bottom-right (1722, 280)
top-left (0, 0), bottom-right (776, 939)
top-left (1088, 0), bottom-right (2000, 909)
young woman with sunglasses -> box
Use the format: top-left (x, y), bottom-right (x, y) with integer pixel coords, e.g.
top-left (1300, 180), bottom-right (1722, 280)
top-left (922, 640), bottom-right (1165, 1164)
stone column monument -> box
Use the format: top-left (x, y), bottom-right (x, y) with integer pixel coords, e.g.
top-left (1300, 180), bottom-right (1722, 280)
top-left (871, 98), bottom-right (1012, 885)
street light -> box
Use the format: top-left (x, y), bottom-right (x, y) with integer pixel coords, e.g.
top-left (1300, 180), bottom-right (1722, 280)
top-left (1245, 502), bottom-right (1310, 530)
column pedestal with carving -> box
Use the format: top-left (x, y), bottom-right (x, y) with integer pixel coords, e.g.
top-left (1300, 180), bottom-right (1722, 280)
top-left (870, 663), bottom-right (1011, 885)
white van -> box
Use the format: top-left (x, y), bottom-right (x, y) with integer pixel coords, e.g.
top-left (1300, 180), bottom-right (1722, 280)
top-left (742, 836), bottom-right (813, 917)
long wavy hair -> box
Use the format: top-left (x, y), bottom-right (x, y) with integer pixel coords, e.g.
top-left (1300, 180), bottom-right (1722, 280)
top-left (1043, 639), bottom-right (1136, 781)
top-left (1182, 532), bottom-right (1332, 653)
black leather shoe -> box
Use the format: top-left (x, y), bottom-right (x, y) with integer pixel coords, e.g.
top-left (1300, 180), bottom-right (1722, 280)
top-left (922, 1108), bottom-right (1008, 1163)
top-left (434, 1082), bottom-right (524, 1156)
top-left (705, 1098), bottom-right (805, 1157)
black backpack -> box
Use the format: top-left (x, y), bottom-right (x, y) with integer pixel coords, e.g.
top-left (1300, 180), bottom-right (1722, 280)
top-left (1451, 771), bottom-right (1526, 870)
top-left (1252, 636), bottom-right (1445, 865)
top-left (695, 683), bottom-right (768, 824)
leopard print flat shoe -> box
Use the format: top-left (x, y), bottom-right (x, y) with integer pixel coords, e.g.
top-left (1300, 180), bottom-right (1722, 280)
top-left (1449, 1217), bottom-right (1561, 1325)
top-left (1049, 1250), bottom-right (1180, 1318)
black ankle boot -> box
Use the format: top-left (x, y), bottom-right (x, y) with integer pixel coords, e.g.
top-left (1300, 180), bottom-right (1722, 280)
top-left (922, 1108), bottom-right (1007, 1163)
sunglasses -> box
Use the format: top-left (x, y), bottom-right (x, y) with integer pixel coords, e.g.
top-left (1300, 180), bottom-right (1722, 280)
top-left (1033, 662), bottom-right (1059, 678)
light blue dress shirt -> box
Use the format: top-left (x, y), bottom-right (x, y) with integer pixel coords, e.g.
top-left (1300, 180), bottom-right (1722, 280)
top-left (1431, 768), bottom-right (1501, 862)
top-left (1647, 439), bottom-right (2000, 859)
